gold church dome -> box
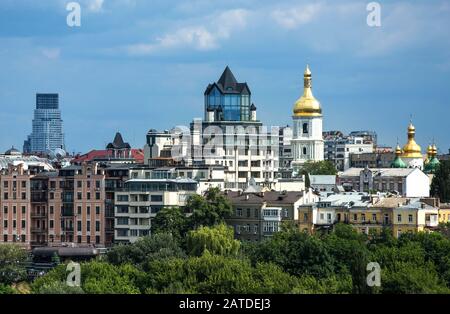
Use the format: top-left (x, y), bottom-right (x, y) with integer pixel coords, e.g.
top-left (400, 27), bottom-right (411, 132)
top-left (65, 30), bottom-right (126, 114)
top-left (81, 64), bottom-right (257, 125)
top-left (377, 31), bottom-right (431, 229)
top-left (401, 122), bottom-right (423, 158)
top-left (293, 65), bottom-right (322, 117)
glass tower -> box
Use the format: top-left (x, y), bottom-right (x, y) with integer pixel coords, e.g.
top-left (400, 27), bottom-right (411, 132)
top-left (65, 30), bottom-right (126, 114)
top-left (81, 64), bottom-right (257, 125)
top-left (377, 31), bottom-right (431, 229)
top-left (24, 93), bottom-right (65, 154)
top-left (204, 66), bottom-right (251, 122)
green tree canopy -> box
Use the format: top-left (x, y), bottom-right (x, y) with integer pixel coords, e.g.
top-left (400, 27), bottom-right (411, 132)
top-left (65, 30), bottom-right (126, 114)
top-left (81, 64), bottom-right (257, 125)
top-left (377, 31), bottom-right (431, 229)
top-left (186, 187), bottom-right (233, 229)
top-left (151, 206), bottom-right (188, 241)
top-left (431, 160), bottom-right (450, 202)
top-left (107, 233), bottom-right (185, 268)
top-left (186, 224), bottom-right (240, 257)
top-left (0, 244), bottom-right (28, 285)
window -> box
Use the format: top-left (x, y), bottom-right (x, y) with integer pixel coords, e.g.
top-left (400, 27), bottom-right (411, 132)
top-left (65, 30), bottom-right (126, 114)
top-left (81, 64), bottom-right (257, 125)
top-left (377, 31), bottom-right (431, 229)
top-left (3, 181), bottom-right (7, 188)
top-left (87, 236), bottom-right (91, 244)
top-left (408, 214), bottom-right (413, 223)
top-left (117, 195), bottom-right (129, 202)
top-left (353, 214), bottom-right (358, 221)
top-left (320, 213), bottom-right (324, 220)
top-left (21, 181), bottom-right (26, 188)
top-left (87, 222), bottom-right (91, 232)
top-left (96, 236), bottom-right (100, 244)
top-left (397, 214), bottom-right (402, 222)
top-left (3, 235), bottom-right (7, 242)
top-left (95, 192), bottom-right (100, 200)
top-left (96, 206), bottom-right (100, 215)
top-left (22, 206), bottom-right (26, 214)
top-left (87, 181), bottom-right (91, 189)
top-left (50, 220), bottom-right (54, 229)
top-left (87, 192), bottom-right (91, 200)
top-left (361, 214), bottom-right (366, 222)
top-left (50, 181), bottom-right (56, 189)
top-left (50, 192), bottom-right (54, 200)
top-left (303, 147), bottom-right (307, 155)
top-left (77, 221), bottom-right (82, 232)
top-left (96, 181), bottom-right (101, 189)
top-left (21, 220), bottom-right (25, 228)
top-left (77, 192), bottom-right (82, 200)
top-left (77, 236), bottom-right (82, 243)
top-left (303, 123), bottom-right (308, 134)
top-left (3, 193), bottom-right (8, 200)
top-left (151, 195), bottom-right (163, 202)
top-left (3, 206), bottom-right (7, 214)
top-left (87, 206), bottom-right (91, 215)
top-left (236, 208), bottom-right (242, 217)
top-left (77, 206), bottom-right (82, 215)
top-left (372, 214), bottom-right (377, 222)
top-left (96, 221), bottom-right (100, 232)
top-left (303, 213), bottom-right (308, 221)
top-left (4, 220), bottom-right (7, 228)
top-left (263, 221), bottom-right (279, 233)
top-left (246, 208), bottom-right (251, 218)
top-left (21, 192), bottom-right (26, 200)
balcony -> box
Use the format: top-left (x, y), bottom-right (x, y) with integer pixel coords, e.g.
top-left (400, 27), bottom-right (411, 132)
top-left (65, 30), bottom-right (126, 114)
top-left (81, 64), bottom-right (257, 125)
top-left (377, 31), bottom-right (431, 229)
top-left (61, 210), bottom-right (74, 217)
top-left (31, 227), bottom-right (47, 233)
top-left (31, 212), bottom-right (48, 219)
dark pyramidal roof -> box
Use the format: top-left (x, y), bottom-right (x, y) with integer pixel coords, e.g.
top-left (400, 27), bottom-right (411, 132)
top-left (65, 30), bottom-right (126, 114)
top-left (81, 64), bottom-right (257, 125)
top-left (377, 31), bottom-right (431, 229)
top-left (204, 66), bottom-right (250, 95)
top-left (107, 132), bottom-right (131, 150)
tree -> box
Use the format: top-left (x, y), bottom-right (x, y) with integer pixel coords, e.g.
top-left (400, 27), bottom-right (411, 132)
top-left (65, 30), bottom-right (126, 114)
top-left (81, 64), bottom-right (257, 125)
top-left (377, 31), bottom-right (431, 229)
top-left (33, 281), bottom-right (84, 294)
top-left (186, 224), bottom-right (240, 257)
top-left (300, 160), bottom-right (337, 176)
top-left (186, 187), bottom-right (233, 229)
top-left (107, 233), bottom-right (185, 268)
top-left (431, 160), bottom-right (450, 202)
top-left (151, 206), bottom-right (188, 241)
top-left (0, 244), bottom-right (28, 285)
top-left (247, 228), bottom-right (335, 279)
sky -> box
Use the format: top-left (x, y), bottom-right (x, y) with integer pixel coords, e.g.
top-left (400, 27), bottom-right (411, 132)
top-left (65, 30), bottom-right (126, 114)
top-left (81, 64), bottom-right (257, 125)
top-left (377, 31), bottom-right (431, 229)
top-left (0, 0), bottom-right (449, 155)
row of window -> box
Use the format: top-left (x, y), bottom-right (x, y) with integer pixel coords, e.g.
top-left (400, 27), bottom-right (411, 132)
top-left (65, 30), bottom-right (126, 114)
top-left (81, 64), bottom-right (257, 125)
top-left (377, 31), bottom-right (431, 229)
top-left (2, 181), bottom-right (27, 189)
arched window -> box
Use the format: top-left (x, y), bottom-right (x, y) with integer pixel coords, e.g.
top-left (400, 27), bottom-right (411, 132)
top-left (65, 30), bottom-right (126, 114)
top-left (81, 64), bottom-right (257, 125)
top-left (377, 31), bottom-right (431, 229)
top-left (303, 147), bottom-right (307, 155)
top-left (303, 123), bottom-right (309, 134)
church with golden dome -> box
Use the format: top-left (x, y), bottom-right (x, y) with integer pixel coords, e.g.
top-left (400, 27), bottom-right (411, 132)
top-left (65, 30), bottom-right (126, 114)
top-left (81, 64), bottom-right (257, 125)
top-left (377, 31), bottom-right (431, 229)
top-left (291, 65), bottom-right (324, 169)
top-left (391, 122), bottom-right (440, 174)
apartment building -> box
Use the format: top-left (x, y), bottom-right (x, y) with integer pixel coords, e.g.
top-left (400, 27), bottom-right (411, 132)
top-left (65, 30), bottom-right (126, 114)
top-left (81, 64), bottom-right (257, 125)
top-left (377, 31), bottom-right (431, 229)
top-left (224, 189), bottom-right (319, 242)
top-left (297, 193), bottom-right (440, 238)
top-left (337, 167), bottom-right (430, 197)
top-left (114, 168), bottom-right (198, 243)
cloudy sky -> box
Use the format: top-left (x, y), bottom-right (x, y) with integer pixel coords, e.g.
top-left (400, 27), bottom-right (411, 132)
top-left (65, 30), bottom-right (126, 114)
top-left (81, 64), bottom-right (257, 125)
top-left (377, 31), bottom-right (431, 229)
top-left (0, 0), bottom-right (449, 154)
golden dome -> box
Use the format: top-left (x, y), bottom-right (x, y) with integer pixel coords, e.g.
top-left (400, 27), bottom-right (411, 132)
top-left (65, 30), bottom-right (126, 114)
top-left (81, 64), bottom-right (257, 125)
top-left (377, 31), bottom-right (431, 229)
top-left (401, 122), bottom-right (422, 158)
top-left (395, 144), bottom-right (402, 156)
top-left (432, 144), bottom-right (438, 156)
top-left (293, 65), bottom-right (322, 117)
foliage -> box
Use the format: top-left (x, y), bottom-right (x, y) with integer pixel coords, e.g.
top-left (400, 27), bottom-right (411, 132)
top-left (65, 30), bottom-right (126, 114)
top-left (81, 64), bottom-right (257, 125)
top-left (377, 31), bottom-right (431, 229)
top-left (300, 160), bottom-right (338, 176)
top-left (186, 224), bottom-right (240, 257)
top-left (247, 228), bottom-right (335, 279)
top-left (33, 281), bottom-right (85, 294)
top-left (107, 233), bottom-right (185, 268)
top-left (0, 244), bottom-right (28, 285)
top-left (151, 206), bottom-right (188, 242)
top-left (431, 160), bottom-right (450, 202)
top-left (186, 187), bottom-right (233, 229)
top-left (0, 284), bottom-right (16, 294)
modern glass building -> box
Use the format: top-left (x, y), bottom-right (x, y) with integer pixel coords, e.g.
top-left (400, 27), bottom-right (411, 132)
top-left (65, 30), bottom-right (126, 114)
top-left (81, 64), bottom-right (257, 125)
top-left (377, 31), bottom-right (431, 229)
top-left (23, 93), bottom-right (65, 154)
top-left (204, 66), bottom-right (251, 121)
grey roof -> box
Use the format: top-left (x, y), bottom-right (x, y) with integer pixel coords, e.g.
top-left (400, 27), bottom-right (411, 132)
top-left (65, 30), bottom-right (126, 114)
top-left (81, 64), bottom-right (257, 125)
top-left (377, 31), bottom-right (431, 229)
top-left (339, 167), bottom-right (416, 177)
top-left (309, 175), bottom-right (336, 185)
top-left (4, 147), bottom-right (21, 155)
top-left (225, 190), bottom-right (305, 205)
top-left (319, 192), bottom-right (371, 207)
top-left (204, 66), bottom-right (251, 96)
top-left (107, 132), bottom-right (131, 150)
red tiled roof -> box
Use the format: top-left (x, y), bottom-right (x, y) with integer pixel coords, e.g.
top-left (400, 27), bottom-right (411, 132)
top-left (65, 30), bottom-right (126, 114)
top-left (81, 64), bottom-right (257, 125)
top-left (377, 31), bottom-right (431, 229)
top-left (71, 149), bottom-right (144, 164)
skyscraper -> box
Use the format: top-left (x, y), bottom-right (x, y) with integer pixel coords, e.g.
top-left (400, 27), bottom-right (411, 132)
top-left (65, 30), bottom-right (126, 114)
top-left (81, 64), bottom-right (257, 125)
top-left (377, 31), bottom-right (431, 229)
top-left (23, 93), bottom-right (65, 154)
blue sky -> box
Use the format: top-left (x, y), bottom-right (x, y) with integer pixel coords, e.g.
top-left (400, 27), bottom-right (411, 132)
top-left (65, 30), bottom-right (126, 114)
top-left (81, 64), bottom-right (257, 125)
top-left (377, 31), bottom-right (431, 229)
top-left (0, 0), bottom-right (449, 154)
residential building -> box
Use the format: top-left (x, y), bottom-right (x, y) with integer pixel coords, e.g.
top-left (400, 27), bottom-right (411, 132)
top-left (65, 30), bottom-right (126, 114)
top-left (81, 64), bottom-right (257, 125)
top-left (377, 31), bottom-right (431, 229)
top-left (324, 135), bottom-right (374, 171)
top-left (338, 167), bottom-right (430, 197)
top-left (24, 93), bottom-right (65, 154)
top-left (309, 175), bottom-right (337, 193)
top-left (350, 151), bottom-right (395, 169)
top-left (114, 168), bottom-right (198, 244)
top-left (178, 66), bottom-right (279, 190)
top-left (224, 189), bottom-right (319, 242)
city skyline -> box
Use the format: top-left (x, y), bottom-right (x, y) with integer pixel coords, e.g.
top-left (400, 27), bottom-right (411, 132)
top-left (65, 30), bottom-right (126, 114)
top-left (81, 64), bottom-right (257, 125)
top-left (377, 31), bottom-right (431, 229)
top-left (1, 0), bottom-right (449, 154)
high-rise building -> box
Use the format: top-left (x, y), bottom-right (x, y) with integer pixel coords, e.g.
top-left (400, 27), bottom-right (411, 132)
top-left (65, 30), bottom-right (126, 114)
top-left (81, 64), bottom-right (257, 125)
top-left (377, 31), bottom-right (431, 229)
top-left (291, 65), bottom-right (324, 170)
top-left (23, 93), bottom-right (65, 154)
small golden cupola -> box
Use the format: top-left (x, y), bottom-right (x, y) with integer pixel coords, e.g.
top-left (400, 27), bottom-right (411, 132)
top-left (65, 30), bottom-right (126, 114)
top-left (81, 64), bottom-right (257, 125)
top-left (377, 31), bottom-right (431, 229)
top-left (401, 122), bottom-right (422, 158)
top-left (425, 144), bottom-right (433, 164)
top-left (293, 65), bottom-right (322, 117)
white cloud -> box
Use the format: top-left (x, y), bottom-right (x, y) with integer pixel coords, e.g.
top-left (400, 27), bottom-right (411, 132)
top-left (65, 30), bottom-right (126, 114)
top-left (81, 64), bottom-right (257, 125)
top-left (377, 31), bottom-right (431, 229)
top-left (41, 48), bottom-right (61, 59)
top-left (126, 8), bottom-right (249, 55)
top-left (86, 0), bottom-right (104, 12)
top-left (271, 3), bottom-right (323, 29)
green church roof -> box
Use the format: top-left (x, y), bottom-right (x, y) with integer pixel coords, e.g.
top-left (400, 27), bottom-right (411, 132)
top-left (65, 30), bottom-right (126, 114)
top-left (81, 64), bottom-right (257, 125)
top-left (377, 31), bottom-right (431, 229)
top-left (391, 156), bottom-right (407, 168)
